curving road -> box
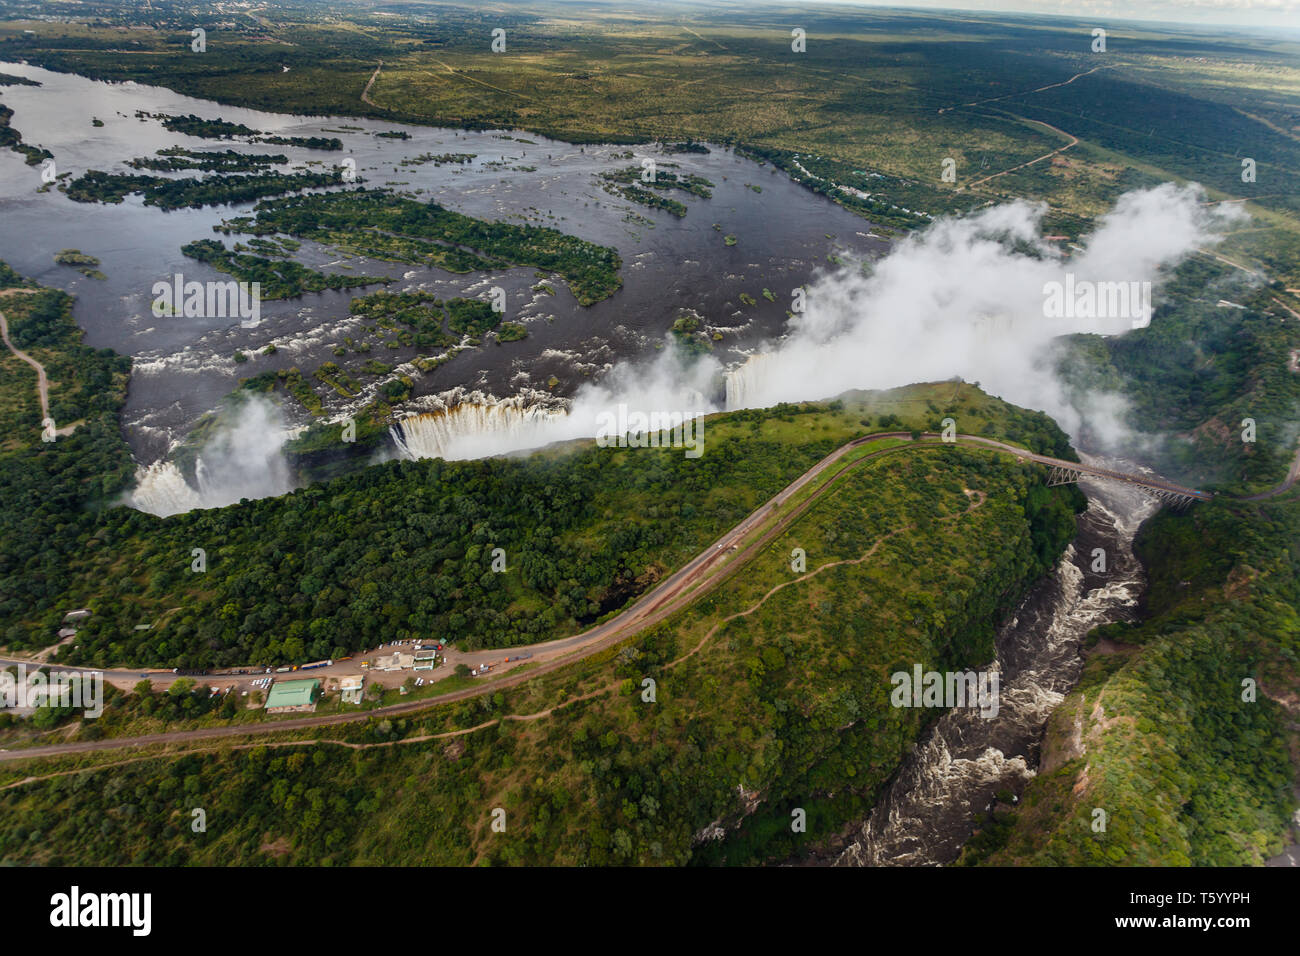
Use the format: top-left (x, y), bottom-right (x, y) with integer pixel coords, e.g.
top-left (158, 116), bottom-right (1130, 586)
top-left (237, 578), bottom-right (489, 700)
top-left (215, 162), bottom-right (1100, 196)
top-left (1241, 446), bottom-right (1300, 500)
top-left (955, 435), bottom-right (1213, 500)
top-left (0, 431), bottom-right (1254, 764)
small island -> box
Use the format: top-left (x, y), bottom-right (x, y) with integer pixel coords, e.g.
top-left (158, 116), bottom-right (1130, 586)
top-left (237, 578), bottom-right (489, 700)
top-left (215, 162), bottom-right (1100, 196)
top-left (53, 249), bottom-right (105, 280)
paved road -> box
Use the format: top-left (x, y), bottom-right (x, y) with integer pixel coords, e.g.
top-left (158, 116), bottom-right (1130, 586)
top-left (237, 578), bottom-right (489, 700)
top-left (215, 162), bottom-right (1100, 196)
top-left (1241, 443), bottom-right (1300, 500)
top-left (0, 433), bottom-right (924, 761)
top-left (0, 432), bottom-right (1243, 763)
top-left (958, 436), bottom-right (1213, 500)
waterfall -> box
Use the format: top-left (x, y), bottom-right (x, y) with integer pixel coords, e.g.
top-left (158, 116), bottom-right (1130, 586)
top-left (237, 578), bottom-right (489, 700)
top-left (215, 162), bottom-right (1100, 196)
top-left (724, 353), bottom-right (781, 411)
top-left (127, 460), bottom-right (205, 517)
top-left (126, 396), bottom-right (295, 517)
top-left (390, 395), bottom-right (571, 461)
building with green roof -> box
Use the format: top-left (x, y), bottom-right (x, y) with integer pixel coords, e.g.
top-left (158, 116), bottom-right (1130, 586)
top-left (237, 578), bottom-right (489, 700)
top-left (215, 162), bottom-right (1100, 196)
top-left (265, 678), bottom-right (321, 713)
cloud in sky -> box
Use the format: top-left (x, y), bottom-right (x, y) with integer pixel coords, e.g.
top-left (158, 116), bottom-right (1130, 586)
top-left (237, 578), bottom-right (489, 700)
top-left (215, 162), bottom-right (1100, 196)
top-left (817, 0), bottom-right (1300, 30)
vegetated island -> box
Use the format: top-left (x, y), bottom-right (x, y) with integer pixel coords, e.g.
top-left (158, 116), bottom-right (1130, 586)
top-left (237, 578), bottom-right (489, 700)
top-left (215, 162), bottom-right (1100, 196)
top-left (143, 112), bottom-right (343, 150)
top-left (0, 99), bottom-right (51, 165)
top-left (179, 238), bottom-right (388, 300)
top-left (52, 249), bottom-right (104, 280)
top-left (216, 188), bottom-right (623, 305)
top-left (64, 168), bottom-right (347, 211)
top-left (598, 165), bottom-right (714, 218)
top-left (127, 147), bottom-right (289, 172)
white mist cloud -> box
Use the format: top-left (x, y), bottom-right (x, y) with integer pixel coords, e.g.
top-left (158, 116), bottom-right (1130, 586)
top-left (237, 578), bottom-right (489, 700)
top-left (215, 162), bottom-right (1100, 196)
top-left (393, 348), bottom-right (720, 462)
top-left (726, 182), bottom-right (1245, 445)
top-left (136, 183), bottom-right (1248, 509)
top-left (129, 395), bottom-right (294, 516)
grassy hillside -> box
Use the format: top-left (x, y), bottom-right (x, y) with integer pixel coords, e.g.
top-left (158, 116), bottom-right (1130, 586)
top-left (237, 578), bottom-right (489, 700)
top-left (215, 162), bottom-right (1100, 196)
top-left (959, 263), bottom-right (1300, 868)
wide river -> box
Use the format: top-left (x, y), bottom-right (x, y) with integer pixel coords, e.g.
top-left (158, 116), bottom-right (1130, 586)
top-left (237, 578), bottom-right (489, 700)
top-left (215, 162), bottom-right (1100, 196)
top-left (0, 61), bottom-right (887, 462)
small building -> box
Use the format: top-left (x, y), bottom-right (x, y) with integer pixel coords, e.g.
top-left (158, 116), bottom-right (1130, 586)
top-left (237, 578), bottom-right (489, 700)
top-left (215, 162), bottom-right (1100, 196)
top-left (63, 609), bottom-right (91, 622)
top-left (374, 652), bottom-right (415, 672)
top-left (264, 678), bottom-right (321, 714)
top-left (339, 676), bottom-right (365, 705)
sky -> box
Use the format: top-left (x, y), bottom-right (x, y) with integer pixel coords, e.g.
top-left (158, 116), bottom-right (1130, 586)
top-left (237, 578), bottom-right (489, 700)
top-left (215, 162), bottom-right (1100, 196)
top-left (821, 0), bottom-right (1300, 29)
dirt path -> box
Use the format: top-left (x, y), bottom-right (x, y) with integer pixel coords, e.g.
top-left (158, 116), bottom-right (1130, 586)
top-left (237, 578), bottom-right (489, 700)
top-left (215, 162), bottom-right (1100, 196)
top-left (0, 289), bottom-right (51, 426)
top-left (666, 489), bottom-right (987, 673)
top-left (962, 117), bottom-right (1079, 190)
top-left (422, 58), bottom-right (531, 101)
top-left (680, 25), bottom-right (730, 52)
top-left (1199, 249), bottom-right (1267, 280)
top-left (361, 60), bottom-right (385, 109)
top-left (938, 65), bottom-right (1110, 115)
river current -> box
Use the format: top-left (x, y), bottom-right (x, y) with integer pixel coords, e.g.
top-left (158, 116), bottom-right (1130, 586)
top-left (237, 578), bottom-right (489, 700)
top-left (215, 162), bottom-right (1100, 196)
top-left (833, 464), bottom-right (1158, 866)
top-left (0, 61), bottom-right (886, 463)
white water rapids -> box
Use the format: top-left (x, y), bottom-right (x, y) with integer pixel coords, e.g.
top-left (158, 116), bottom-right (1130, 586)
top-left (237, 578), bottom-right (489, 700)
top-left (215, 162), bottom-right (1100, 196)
top-left (834, 465), bottom-right (1159, 866)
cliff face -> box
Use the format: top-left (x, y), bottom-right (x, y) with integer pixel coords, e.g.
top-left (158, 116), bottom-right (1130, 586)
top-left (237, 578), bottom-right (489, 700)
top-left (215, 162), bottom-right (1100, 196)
top-left (967, 499), bottom-right (1300, 868)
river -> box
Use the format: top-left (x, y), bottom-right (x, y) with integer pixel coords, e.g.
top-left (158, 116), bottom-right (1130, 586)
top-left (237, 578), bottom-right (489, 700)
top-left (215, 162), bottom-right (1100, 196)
top-left (833, 461), bottom-right (1159, 866)
top-left (0, 61), bottom-right (886, 463)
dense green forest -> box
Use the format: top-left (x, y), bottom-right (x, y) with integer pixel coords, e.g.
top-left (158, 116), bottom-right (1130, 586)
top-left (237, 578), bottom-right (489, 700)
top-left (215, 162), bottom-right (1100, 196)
top-left (65, 168), bottom-right (345, 210)
top-left (0, 442), bottom-right (1080, 865)
top-left (12, 392), bottom-right (1072, 671)
top-left (179, 238), bottom-right (387, 300)
top-left (215, 189), bottom-right (623, 305)
top-left (0, 286), bottom-right (137, 652)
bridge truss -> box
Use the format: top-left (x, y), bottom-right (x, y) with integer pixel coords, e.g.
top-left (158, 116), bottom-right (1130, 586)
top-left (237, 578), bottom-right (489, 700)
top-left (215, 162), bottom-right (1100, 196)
top-left (1043, 463), bottom-right (1203, 511)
